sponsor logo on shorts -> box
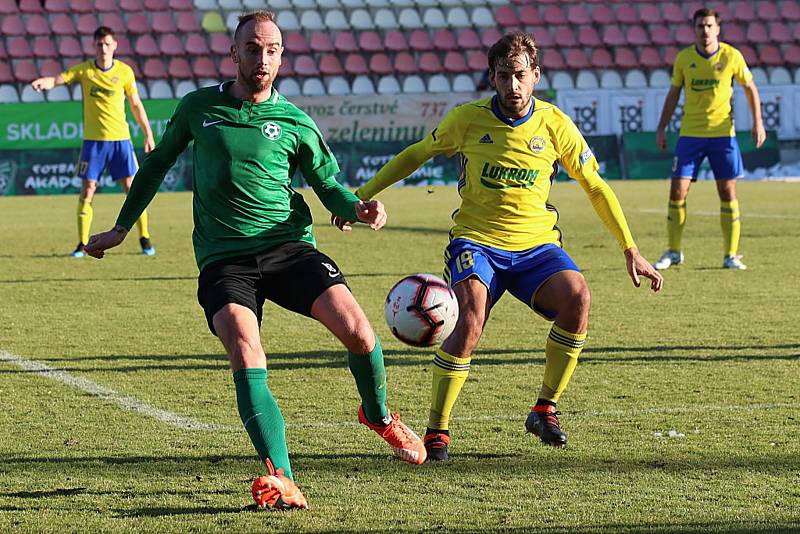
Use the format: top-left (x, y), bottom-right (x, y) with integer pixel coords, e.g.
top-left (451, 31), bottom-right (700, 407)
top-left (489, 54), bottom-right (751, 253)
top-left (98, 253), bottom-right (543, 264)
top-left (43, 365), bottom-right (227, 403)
top-left (321, 262), bottom-right (340, 278)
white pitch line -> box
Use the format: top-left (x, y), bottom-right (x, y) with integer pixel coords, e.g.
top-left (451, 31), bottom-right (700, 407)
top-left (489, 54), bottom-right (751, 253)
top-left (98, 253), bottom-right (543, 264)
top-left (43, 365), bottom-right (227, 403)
top-left (638, 208), bottom-right (799, 220)
top-left (2, 350), bottom-right (797, 432)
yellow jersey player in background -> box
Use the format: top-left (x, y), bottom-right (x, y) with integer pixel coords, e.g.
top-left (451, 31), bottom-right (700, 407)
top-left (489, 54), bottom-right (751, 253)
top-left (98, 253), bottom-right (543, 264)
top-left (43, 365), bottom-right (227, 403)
top-left (335, 32), bottom-right (663, 459)
top-left (31, 26), bottom-right (156, 257)
top-left (655, 8), bottom-right (766, 271)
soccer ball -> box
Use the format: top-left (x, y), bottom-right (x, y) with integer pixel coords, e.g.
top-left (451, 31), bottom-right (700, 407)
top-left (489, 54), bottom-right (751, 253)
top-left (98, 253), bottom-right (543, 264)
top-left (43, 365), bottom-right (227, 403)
top-left (384, 274), bottom-right (459, 347)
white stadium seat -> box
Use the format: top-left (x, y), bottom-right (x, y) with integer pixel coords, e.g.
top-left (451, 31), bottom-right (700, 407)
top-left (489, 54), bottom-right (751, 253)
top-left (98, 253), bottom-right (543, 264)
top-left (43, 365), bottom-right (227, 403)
top-left (446, 7), bottom-right (470, 27)
top-left (795, 67), bottom-right (800, 84)
top-left (225, 12), bottom-right (241, 31)
top-left (351, 75), bottom-right (376, 95)
top-left (21, 85), bottom-right (45, 103)
top-left (350, 9), bottom-right (374, 30)
top-left (398, 8), bottom-right (423, 29)
top-left (243, 0), bottom-right (269, 9)
top-left (768, 67), bottom-right (791, 85)
top-left (624, 69), bottom-right (647, 88)
top-left (340, 0), bottom-right (365, 7)
top-left (550, 72), bottom-right (574, 90)
top-left (750, 67), bottom-right (768, 86)
top-left (136, 81), bottom-right (148, 99)
top-left (47, 85), bottom-right (72, 101)
top-left (148, 80), bottom-right (174, 99)
top-left (326, 76), bottom-right (350, 95)
top-left (193, 0), bottom-right (216, 10)
top-left (302, 77), bottom-right (326, 96)
top-left (600, 70), bottom-right (623, 89)
top-left (575, 71), bottom-right (598, 89)
top-left (293, 0), bottom-right (316, 8)
top-left (373, 8), bottom-right (399, 29)
top-left (423, 8), bottom-right (448, 28)
top-left (278, 78), bottom-right (301, 96)
top-left (317, 0), bottom-right (341, 8)
top-left (299, 10), bottom-right (325, 31)
top-left (470, 7), bottom-right (495, 27)
top-left (71, 84), bottom-right (82, 100)
top-left (0, 84), bottom-right (19, 103)
top-left (402, 75), bottom-right (425, 94)
top-left (648, 69), bottom-right (671, 88)
top-left (324, 9), bottom-right (349, 30)
top-left (218, 0), bottom-right (242, 10)
top-left (452, 74), bottom-right (475, 92)
top-left (174, 80), bottom-right (197, 98)
top-left (427, 74), bottom-right (451, 93)
top-left (536, 72), bottom-right (550, 90)
top-left (377, 75), bottom-right (400, 94)
top-left (276, 11), bottom-right (300, 31)
top-left (198, 78), bottom-right (219, 88)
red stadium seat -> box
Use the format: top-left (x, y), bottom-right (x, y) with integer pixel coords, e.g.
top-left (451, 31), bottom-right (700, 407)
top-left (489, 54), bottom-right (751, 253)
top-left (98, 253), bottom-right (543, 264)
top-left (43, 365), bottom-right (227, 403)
top-left (590, 48), bottom-right (614, 69)
top-left (192, 56), bottom-right (217, 78)
top-left (369, 53), bottom-right (393, 75)
top-left (591, 4), bottom-right (615, 24)
top-left (614, 47), bottom-right (638, 69)
top-left (334, 32), bottom-right (359, 53)
top-left (528, 26), bottom-right (553, 48)
top-left (650, 25), bottom-right (674, 46)
top-left (26, 14), bottom-right (50, 35)
top-left (602, 25), bottom-right (626, 47)
top-left (39, 58), bottom-right (63, 76)
top-left (457, 29), bottom-right (481, 50)
top-left (126, 13), bottom-right (150, 34)
top-left (185, 33), bottom-right (209, 55)
top-left (176, 12), bottom-right (201, 32)
top-left (419, 52), bottom-right (442, 74)
top-left (100, 13), bottom-right (126, 33)
top-left (8, 38), bottom-right (34, 58)
top-left (553, 26), bottom-right (578, 48)
top-left (58, 36), bottom-right (82, 56)
top-left (144, 0), bottom-right (168, 10)
top-left (152, 12), bottom-right (177, 33)
top-left (384, 31), bottom-right (408, 52)
top-left (567, 5), bottom-right (591, 25)
top-left (344, 53), bottom-right (369, 75)
top-left (542, 5), bottom-right (567, 25)
top-left (358, 31), bottom-right (383, 53)
top-left (480, 28), bottom-right (502, 49)
top-left (0, 62), bottom-right (12, 84)
top-left (626, 26), bottom-right (650, 46)
top-left (467, 50), bottom-right (485, 71)
top-left (119, 0), bottom-right (142, 10)
top-left (675, 25), bottom-right (695, 44)
top-left (639, 4), bottom-right (661, 24)
top-left (616, 5), bottom-right (639, 24)
top-left (784, 0), bottom-right (800, 21)
top-left (784, 43), bottom-right (800, 63)
top-left (577, 25), bottom-right (602, 47)
top-left (746, 22), bottom-right (769, 44)
top-left (495, 6), bottom-right (518, 27)
top-left (738, 44), bottom-right (758, 66)
top-left (94, 0), bottom-right (117, 12)
top-left (433, 29), bottom-right (457, 51)
top-left (565, 48), bottom-right (589, 70)
top-left (116, 35), bottom-right (134, 55)
top-left (219, 57), bottom-right (236, 78)
top-left (69, 0), bottom-right (93, 12)
top-left (723, 23), bottom-right (746, 45)
top-left (277, 60), bottom-right (293, 78)
top-left (713, 3), bottom-right (733, 21)
top-left (309, 32), bottom-right (334, 53)
top-left (732, 1), bottom-right (755, 22)
top-left (159, 34), bottom-right (185, 56)
top-left (640, 47), bottom-right (663, 68)
top-left (44, 0), bottom-right (70, 13)
top-left (759, 45), bottom-right (783, 66)
top-left (0, 0), bottom-right (16, 13)
top-left (768, 22), bottom-right (793, 43)
top-left (142, 57), bottom-right (167, 78)
top-left (210, 34), bottom-right (232, 55)
top-left (168, 0), bottom-right (192, 11)
top-left (285, 32), bottom-right (310, 54)
top-left (14, 60), bottom-right (39, 82)
top-left (519, 6), bottom-right (541, 25)
top-left (0, 40), bottom-right (7, 58)
top-left (319, 54), bottom-right (344, 75)
top-left (662, 2), bottom-right (685, 23)
top-left (409, 29), bottom-right (433, 51)
top-left (134, 35), bottom-right (159, 57)
top-left (1, 16), bottom-right (25, 36)
top-left (20, 0), bottom-right (43, 11)
top-left (118, 56), bottom-right (142, 77)
top-left (76, 14), bottom-right (99, 34)
top-left (758, 0), bottom-right (780, 21)
top-left (443, 51), bottom-right (468, 73)
top-left (167, 57), bottom-right (192, 79)
top-left (33, 36), bottom-right (57, 57)
top-left (394, 52), bottom-right (417, 74)
top-left (663, 46), bottom-right (680, 65)
top-left (541, 49), bottom-right (565, 70)
top-left (294, 55), bottom-right (319, 76)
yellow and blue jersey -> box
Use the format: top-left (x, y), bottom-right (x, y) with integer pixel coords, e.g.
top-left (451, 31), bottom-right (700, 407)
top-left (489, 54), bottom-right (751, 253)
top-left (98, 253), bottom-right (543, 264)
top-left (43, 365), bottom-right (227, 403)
top-left (671, 42), bottom-right (753, 137)
top-left (60, 60), bottom-right (138, 141)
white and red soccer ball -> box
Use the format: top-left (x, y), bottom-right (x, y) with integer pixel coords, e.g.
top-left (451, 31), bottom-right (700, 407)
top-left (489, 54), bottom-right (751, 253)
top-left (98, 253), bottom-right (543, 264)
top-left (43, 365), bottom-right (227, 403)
top-left (384, 273), bottom-right (459, 347)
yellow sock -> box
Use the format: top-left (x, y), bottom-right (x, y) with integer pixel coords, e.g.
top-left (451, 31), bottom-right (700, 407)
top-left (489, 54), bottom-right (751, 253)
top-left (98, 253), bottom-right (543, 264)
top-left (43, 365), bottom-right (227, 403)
top-left (136, 209), bottom-right (150, 239)
top-left (720, 200), bottom-right (740, 257)
top-left (428, 348), bottom-right (471, 431)
top-left (77, 198), bottom-right (93, 245)
top-left (667, 199), bottom-right (686, 252)
top-left (539, 325), bottom-right (586, 403)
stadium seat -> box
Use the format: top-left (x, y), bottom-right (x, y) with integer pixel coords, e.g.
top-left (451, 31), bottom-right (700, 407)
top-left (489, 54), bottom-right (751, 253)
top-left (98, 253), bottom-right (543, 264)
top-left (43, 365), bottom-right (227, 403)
top-left (664, 46), bottom-right (680, 66)
top-left (51, 13), bottom-right (77, 35)
top-left (746, 22), bottom-right (770, 44)
top-left (624, 70), bottom-right (647, 88)
top-left (58, 36), bottom-right (82, 58)
top-left (21, 84), bottom-right (46, 102)
top-left (334, 32), bottom-right (359, 53)
top-left (662, 2), bottom-right (686, 23)
top-left (127, 13), bottom-right (150, 34)
top-left (739, 44), bottom-right (759, 66)
top-left (25, 14), bottom-right (49, 36)
top-left (519, 5), bottom-right (541, 25)
top-left (495, 6), bottom-right (518, 27)
top-left (614, 48), bottom-right (638, 69)
top-left (318, 54), bottom-right (344, 76)
top-left (374, 8), bottom-right (399, 29)
top-left (185, 33), bottom-right (210, 55)
top-left (143, 58), bottom-right (168, 78)
top-left (277, 60), bottom-right (293, 77)
top-left (201, 12), bottom-right (226, 33)
top-left (285, 32), bottom-right (310, 54)
top-left (640, 47), bottom-right (663, 69)
top-left (467, 50), bottom-right (485, 71)
top-left (276, 12), bottom-right (300, 32)
top-left (219, 56), bottom-right (236, 78)
top-left (759, 0), bottom-right (781, 21)
top-left (732, 1), bottom-right (755, 22)
top-left (602, 25), bottom-right (626, 47)
top-left (785, 1), bottom-right (800, 21)
top-left (46, 85), bottom-right (72, 101)
top-left (409, 29), bottom-right (433, 51)
top-left (377, 75), bottom-right (400, 94)
top-left (675, 25), bottom-right (696, 45)
top-left (369, 53), bottom-right (393, 75)
top-left (174, 79), bottom-right (197, 97)
top-left (316, 0), bottom-right (340, 6)
top-left (786, 44), bottom-right (800, 64)
top-left (193, 0), bottom-right (215, 9)
top-left (1, 15), bottom-right (25, 36)
top-left (575, 70), bottom-right (598, 89)
top-left (638, 4), bottom-right (661, 24)
top-left (591, 4), bottom-right (615, 24)
top-left (8, 38), bottom-right (33, 59)
top-left (351, 75), bottom-right (375, 95)
top-left (300, 10), bottom-right (325, 31)
top-left (344, 53), bottom-right (369, 75)
top-left (176, 12), bottom-right (201, 32)
top-left (241, 0), bottom-right (268, 7)
top-left (217, 0), bottom-right (241, 9)
top-left (394, 52), bottom-right (417, 74)
top-left (768, 22), bottom-right (793, 43)
top-left (135, 35), bottom-right (160, 57)
top-left (192, 56), bottom-right (218, 78)
top-left (542, 5), bottom-right (567, 24)
top-left (423, 7), bottom-right (448, 28)
top-left (0, 84), bottom-right (19, 103)
top-left (38, 58), bottom-right (62, 76)
top-left (310, 32), bottom-right (335, 53)
top-left (324, 10), bottom-right (349, 31)
top-left (210, 34), bottom-right (232, 55)
top-left (153, 12), bottom-right (177, 33)
top-left (427, 74), bottom-right (450, 93)
top-left (419, 52), bottom-right (443, 74)
top-left (359, 31), bottom-right (383, 52)
top-left (759, 45), bottom-right (783, 66)
top-left (578, 26), bottom-right (602, 48)
top-left (457, 29), bottom-right (481, 50)
top-left (294, 55), bottom-right (319, 76)
top-left (98, 13), bottom-right (125, 33)
top-left (443, 51), bottom-right (468, 73)
top-left (148, 79), bottom-right (173, 98)
top-left (616, 5), bottom-right (638, 24)
top-left (93, 0), bottom-right (116, 11)
top-left (69, 0), bottom-right (93, 13)
top-left (399, 8), bottom-right (423, 29)
top-left (384, 31), bottom-right (409, 52)
top-left (648, 69), bottom-right (670, 87)
top-left (553, 26), bottom-right (578, 48)
top-left (627, 26), bottom-right (650, 47)
top-left (452, 73), bottom-right (474, 92)
top-left (14, 60), bottom-right (39, 82)
top-left (599, 70), bottom-right (623, 88)
top-left (326, 76), bottom-right (350, 95)
top-left (430, 29), bottom-right (457, 51)
top-left (750, 67), bottom-right (769, 85)
top-left (567, 5), bottom-right (591, 25)
top-left (529, 26), bottom-right (553, 47)
top-left (119, 0), bottom-right (143, 10)
top-left (75, 13), bottom-right (99, 35)
top-left (71, 84), bottom-right (82, 99)
top-left (302, 77), bottom-right (325, 96)
top-left (159, 34), bottom-right (185, 56)
top-left (564, 48), bottom-right (589, 69)
top-left (44, 0), bottom-right (70, 12)
top-left (769, 66), bottom-right (792, 84)
top-left (650, 25), bottom-right (674, 46)
top-left (168, 57), bottom-right (192, 79)
top-left (118, 56), bottom-right (142, 77)
top-left (480, 28), bottom-right (502, 49)
top-left (277, 78), bottom-right (300, 96)
top-left (350, 9), bottom-right (374, 30)
top-left (402, 75), bottom-right (425, 93)
top-left (470, 7), bottom-right (494, 28)
top-left (169, 0), bottom-right (192, 10)
top-left (0, 62), bottom-right (13, 84)
top-left (33, 37), bottom-right (57, 58)
top-left (550, 72), bottom-right (573, 89)
top-left (541, 49), bottom-right (565, 70)
top-left (341, 0), bottom-right (365, 7)
top-left (535, 72), bottom-right (549, 91)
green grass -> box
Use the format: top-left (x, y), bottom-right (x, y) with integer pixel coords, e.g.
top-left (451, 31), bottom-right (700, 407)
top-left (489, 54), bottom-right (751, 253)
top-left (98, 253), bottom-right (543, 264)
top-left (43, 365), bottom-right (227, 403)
top-left (1, 181), bottom-right (798, 533)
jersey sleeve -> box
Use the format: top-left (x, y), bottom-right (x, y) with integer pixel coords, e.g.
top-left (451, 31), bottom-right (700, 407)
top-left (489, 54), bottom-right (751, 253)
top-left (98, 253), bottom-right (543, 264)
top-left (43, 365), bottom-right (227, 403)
top-left (297, 120), bottom-right (358, 221)
top-left (116, 96), bottom-right (193, 229)
top-left (427, 105), bottom-right (466, 158)
top-left (123, 65), bottom-right (137, 97)
top-left (731, 48), bottom-right (753, 86)
top-left (670, 53), bottom-right (685, 87)
top-left (555, 117), bottom-right (601, 182)
top-left (59, 62), bottom-right (84, 85)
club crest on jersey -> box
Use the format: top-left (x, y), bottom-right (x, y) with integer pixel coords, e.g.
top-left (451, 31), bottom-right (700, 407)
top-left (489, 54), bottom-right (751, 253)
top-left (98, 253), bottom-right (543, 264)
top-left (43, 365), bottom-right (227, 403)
top-left (714, 62), bottom-right (725, 72)
top-left (111, 76), bottom-right (119, 84)
top-left (529, 136), bottom-right (545, 153)
top-left (262, 122), bottom-right (282, 140)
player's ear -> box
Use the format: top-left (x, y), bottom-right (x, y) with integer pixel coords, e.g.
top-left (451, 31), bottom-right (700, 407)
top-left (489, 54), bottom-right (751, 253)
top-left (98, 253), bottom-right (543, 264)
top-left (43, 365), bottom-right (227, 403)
top-left (230, 45), bottom-right (239, 64)
top-left (531, 66), bottom-right (541, 85)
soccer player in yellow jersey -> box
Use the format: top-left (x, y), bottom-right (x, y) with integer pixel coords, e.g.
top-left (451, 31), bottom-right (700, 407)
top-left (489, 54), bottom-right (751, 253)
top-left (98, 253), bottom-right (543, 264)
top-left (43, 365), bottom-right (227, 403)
top-left (31, 26), bottom-right (156, 258)
top-left (655, 8), bottom-right (766, 271)
top-left (335, 32), bottom-right (663, 458)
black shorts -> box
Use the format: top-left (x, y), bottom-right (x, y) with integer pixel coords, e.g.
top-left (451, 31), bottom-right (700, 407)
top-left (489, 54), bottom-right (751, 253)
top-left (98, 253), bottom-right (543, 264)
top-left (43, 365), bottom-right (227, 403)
top-left (197, 241), bottom-right (348, 335)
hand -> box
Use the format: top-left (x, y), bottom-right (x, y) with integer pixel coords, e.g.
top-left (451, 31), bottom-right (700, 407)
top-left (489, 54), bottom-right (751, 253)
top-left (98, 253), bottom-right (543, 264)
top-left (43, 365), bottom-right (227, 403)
top-left (84, 226), bottom-right (128, 259)
top-left (655, 128), bottom-right (668, 151)
top-left (331, 213), bottom-right (355, 232)
top-left (355, 199), bottom-right (386, 230)
top-left (143, 135), bottom-right (156, 154)
top-left (624, 247), bottom-right (663, 292)
top-left (31, 78), bottom-right (54, 92)
top-left (752, 122), bottom-right (766, 149)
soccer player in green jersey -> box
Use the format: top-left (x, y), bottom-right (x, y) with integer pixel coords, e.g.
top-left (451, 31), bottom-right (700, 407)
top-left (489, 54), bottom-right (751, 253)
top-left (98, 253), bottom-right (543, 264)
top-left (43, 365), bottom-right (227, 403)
top-left (654, 8), bottom-right (766, 271)
top-left (84, 11), bottom-right (426, 510)
top-left (336, 32), bottom-right (663, 459)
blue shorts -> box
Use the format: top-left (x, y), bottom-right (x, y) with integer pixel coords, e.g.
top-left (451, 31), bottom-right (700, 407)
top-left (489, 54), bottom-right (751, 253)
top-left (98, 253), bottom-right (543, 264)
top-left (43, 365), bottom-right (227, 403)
top-left (671, 136), bottom-right (744, 181)
top-left (444, 239), bottom-right (580, 320)
top-left (76, 140), bottom-right (138, 181)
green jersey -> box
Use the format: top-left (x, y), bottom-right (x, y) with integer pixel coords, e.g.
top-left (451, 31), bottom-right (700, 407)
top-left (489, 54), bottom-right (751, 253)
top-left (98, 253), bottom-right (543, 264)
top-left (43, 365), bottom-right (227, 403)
top-left (116, 82), bottom-right (358, 271)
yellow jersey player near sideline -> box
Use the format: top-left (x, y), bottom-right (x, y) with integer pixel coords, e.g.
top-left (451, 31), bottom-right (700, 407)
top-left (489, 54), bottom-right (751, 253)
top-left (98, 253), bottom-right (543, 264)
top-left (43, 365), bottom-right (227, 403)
top-left (334, 32), bottom-right (663, 459)
top-left (654, 7), bottom-right (766, 271)
top-left (31, 26), bottom-right (157, 258)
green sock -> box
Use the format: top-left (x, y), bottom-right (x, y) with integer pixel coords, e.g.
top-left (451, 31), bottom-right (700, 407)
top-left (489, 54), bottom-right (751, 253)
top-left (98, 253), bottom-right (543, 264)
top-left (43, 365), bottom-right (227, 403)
top-left (348, 336), bottom-right (389, 424)
top-left (233, 368), bottom-right (292, 480)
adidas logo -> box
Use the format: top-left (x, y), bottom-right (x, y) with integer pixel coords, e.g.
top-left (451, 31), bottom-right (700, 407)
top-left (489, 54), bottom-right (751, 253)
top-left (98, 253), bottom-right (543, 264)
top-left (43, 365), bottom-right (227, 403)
top-left (479, 134), bottom-right (493, 144)
top-left (689, 62), bottom-right (696, 68)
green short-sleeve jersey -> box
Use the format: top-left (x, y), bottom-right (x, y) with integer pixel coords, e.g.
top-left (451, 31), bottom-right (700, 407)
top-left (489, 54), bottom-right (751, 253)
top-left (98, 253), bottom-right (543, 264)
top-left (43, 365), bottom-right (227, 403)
top-left (117, 83), bottom-right (358, 271)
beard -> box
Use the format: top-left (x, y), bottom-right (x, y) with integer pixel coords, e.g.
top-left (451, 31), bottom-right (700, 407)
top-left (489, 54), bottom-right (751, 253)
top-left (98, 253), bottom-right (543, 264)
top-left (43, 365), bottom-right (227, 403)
top-left (238, 65), bottom-right (271, 93)
top-left (497, 93), bottom-right (532, 118)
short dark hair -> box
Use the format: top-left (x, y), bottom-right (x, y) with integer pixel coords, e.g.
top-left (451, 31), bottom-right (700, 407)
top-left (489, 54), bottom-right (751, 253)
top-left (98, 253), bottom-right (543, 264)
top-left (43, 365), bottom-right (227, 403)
top-left (234, 10), bottom-right (277, 42)
top-left (693, 8), bottom-right (720, 24)
top-left (487, 32), bottom-right (539, 74)
top-left (93, 26), bottom-right (115, 41)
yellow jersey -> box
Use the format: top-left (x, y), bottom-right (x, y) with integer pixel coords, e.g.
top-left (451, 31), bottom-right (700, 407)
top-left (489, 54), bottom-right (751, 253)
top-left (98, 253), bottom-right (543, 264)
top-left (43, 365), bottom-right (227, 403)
top-left (671, 42), bottom-right (753, 137)
top-left (60, 60), bottom-right (138, 141)
top-left (358, 96), bottom-right (636, 252)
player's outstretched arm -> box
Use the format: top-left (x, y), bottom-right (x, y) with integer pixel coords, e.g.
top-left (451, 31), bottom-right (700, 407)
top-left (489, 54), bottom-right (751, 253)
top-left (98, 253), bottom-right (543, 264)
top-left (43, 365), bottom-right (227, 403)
top-left (31, 74), bottom-right (64, 92)
top-left (624, 247), bottom-right (663, 292)
top-left (85, 225), bottom-right (128, 259)
top-left (332, 200), bottom-right (387, 232)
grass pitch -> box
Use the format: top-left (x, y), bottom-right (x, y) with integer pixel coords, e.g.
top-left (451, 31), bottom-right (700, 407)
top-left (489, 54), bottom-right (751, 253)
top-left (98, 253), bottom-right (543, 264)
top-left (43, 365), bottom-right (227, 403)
top-left (0, 181), bottom-right (798, 533)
